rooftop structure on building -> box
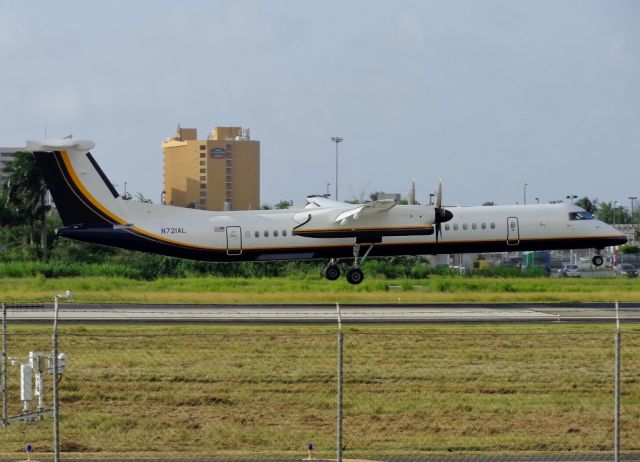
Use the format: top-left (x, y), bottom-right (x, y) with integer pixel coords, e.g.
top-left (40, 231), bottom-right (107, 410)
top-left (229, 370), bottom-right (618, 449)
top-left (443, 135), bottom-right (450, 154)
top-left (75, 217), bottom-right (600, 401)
top-left (162, 126), bottom-right (260, 211)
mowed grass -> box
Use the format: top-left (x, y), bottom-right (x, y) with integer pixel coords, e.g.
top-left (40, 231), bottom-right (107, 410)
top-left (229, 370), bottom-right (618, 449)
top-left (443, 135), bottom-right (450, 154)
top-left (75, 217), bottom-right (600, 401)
top-left (0, 275), bottom-right (639, 303)
top-left (1, 324), bottom-right (639, 459)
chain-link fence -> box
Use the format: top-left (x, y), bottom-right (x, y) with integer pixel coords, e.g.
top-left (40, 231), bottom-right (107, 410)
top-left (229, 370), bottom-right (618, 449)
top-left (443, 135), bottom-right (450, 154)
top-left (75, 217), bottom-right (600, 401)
top-left (1, 315), bottom-right (639, 460)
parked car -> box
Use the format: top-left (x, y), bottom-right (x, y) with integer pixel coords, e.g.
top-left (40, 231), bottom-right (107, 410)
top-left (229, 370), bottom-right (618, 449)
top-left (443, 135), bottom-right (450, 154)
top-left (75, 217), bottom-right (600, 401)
top-left (558, 264), bottom-right (581, 277)
top-left (614, 263), bottom-right (638, 278)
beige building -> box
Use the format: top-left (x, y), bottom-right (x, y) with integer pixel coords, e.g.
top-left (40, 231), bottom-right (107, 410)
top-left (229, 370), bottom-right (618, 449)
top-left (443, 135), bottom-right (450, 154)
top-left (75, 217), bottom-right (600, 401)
top-left (162, 126), bottom-right (260, 210)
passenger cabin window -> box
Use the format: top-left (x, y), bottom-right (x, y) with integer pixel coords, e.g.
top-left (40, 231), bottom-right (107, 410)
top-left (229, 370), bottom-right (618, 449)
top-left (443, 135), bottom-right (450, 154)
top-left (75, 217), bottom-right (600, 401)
top-left (254, 231), bottom-right (259, 238)
top-left (274, 230), bottom-right (279, 237)
top-left (453, 224), bottom-right (459, 231)
top-left (283, 230), bottom-right (288, 236)
top-left (472, 223), bottom-right (477, 230)
top-left (463, 223), bottom-right (468, 230)
top-left (445, 224), bottom-right (450, 231)
top-left (569, 211), bottom-right (595, 220)
top-left (490, 222), bottom-right (496, 229)
top-left (264, 230), bottom-right (269, 237)
top-left (481, 223), bottom-right (486, 230)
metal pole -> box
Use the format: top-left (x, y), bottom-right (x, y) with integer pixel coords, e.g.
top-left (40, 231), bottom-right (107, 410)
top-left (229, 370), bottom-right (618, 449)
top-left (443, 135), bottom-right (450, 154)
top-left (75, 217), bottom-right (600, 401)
top-left (336, 303), bottom-right (343, 462)
top-left (331, 137), bottom-right (343, 201)
top-left (335, 143), bottom-right (339, 202)
top-left (53, 296), bottom-right (60, 462)
top-left (2, 302), bottom-right (7, 427)
top-left (614, 301), bottom-right (621, 462)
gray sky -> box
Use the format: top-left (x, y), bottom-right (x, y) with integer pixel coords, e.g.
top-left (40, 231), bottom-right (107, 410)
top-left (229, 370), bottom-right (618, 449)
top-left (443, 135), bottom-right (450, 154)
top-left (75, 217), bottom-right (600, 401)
top-left (1, 1), bottom-right (638, 208)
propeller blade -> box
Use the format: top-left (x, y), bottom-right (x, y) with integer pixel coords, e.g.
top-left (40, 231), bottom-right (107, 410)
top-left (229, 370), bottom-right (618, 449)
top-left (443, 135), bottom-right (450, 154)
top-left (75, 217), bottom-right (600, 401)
top-left (434, 179), bottom-right (442, 210)
top-left (432, 179), bottom-right (452, 245)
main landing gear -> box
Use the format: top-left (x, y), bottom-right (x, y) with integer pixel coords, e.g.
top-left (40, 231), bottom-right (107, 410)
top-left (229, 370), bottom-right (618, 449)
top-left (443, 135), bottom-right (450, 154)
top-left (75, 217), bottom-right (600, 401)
top-left (323, 243), bottom-right (375, 285)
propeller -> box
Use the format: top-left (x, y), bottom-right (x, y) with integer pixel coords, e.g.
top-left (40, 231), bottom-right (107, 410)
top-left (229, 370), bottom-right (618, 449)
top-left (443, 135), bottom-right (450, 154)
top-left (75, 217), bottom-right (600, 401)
top-left (433, 179), bottom-right (453, 243)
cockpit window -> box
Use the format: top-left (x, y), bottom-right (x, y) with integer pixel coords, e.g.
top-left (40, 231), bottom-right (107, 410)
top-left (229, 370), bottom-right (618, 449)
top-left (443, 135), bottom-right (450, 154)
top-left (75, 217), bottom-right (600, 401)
top-left (569, 211), bottom-right (595, 221)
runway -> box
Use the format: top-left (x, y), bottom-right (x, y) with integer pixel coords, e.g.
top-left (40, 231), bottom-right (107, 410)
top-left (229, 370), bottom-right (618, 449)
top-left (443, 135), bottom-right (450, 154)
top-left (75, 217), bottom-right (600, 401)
top-left (4, 302), bottom-right (640, 323)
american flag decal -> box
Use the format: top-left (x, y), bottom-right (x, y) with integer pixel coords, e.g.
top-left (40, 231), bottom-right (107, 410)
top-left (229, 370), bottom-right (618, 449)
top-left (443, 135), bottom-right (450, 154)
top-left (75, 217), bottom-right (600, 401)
top-left (214, 226), bottom-right (225, 232)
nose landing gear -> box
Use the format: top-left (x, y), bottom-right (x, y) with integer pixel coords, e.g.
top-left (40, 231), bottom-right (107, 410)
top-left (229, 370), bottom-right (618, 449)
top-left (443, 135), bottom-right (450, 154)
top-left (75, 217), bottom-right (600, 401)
top-left (592, 254), bottom-right (604, 267)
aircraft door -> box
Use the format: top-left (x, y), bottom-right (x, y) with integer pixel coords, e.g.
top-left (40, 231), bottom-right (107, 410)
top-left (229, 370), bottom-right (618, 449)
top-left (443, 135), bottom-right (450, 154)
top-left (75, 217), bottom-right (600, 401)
top-left (226, 226), bottom-right (242, 255)
top-left (506, 217), bottom-right (519, 246)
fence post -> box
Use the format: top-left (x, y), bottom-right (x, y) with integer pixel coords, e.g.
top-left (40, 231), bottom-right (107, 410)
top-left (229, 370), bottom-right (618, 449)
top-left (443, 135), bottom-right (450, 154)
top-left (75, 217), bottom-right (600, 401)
top-left (53, 296), bottom-right (61, 462)
top-left (336, 303), bottom-right (343, 462)
top-left (614, 301), bottom-right (621, 462)
top-left (2, 302), bottom-right (7, 427)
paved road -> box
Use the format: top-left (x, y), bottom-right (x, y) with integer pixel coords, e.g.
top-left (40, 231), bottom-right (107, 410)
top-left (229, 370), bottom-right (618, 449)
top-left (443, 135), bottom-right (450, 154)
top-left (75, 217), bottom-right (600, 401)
top-left (4, 302), bottom-right (640, 323)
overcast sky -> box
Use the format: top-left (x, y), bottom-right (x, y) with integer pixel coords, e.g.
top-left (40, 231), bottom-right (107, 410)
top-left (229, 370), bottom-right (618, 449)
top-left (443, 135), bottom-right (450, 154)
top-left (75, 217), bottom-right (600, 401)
top-left (1, 1), bottom-right (638, 208)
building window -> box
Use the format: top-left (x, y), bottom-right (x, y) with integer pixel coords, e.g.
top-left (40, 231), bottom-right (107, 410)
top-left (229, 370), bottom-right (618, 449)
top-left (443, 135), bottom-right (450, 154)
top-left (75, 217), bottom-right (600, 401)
top-left (200, 183), bottom-right (206, 189)
top-left (200, 168), bottom-right (206, 173)
top-left (200, 145), bottom-right (206, 150)
top-left (199, 199), bottom-right (206, 205)
top-left (199, 191), bottom-right (206, 197)
top-left (200, 152), bottom-right (206, 158)
top-left (200, 176), bottom-right (206, 181)
top-left (200, 160), bottom-right (206, 165)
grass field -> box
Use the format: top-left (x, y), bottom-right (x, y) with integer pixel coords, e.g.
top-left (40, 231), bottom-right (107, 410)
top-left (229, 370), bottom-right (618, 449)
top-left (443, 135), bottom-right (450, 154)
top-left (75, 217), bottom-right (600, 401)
top-left (1, 324), bottom-right (639, 459)
top-left (0, 274), bottom-right (639, 303)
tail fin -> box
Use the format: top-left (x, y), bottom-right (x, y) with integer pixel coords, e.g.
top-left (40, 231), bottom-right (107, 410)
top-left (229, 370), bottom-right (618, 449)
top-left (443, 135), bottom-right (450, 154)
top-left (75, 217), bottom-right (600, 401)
top-left (26, 139), bottom-right (130, 227)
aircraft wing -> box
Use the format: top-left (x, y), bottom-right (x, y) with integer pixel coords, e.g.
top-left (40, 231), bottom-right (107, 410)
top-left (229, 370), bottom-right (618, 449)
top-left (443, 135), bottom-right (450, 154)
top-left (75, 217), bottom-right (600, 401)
top-left (305, 195), bottom-right (350, 209)
top-left (334, 199), bottom-right (397, 224)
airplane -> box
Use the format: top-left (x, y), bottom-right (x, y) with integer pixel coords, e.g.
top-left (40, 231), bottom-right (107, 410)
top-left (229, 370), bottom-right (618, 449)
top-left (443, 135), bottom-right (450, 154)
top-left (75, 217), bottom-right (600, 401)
top-left (26, 138), bottom-right (627, 285)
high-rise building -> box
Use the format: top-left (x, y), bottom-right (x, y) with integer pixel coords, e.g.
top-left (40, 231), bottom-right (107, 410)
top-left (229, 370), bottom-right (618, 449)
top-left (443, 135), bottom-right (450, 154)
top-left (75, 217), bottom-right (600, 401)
top-left (162, 126), bottom-right (260, 210)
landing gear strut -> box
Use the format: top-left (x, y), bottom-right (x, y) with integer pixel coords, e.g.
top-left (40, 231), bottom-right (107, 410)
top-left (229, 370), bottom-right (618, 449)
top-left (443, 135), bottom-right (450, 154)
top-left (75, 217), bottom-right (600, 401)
top-left (323, 242), bottom-right (376, 285)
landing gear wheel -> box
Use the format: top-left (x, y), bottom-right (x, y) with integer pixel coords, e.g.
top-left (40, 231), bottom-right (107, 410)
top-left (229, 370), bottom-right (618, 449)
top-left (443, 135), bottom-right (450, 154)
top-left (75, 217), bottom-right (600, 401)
top-left (323, 265), bottom-right (341, 281)
top-left (346, 267), bottom-right (364, 285)
top-left (592, 255), bottom-right (604, 267)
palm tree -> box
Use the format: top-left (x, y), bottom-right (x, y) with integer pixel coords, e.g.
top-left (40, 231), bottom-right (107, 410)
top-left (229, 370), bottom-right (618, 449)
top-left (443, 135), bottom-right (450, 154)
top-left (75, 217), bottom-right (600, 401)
top-left (575, 197), bottom-right (598, 214)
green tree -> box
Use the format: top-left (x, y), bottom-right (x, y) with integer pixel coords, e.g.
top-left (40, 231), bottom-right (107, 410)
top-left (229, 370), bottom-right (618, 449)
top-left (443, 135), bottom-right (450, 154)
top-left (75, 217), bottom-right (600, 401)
top-left (3, 152), bottom-right (49, 256)
top-left (575, 197), bottom-right (598, 214)
top-left (596, 201), bottom-right (630, 225)
top-left (274, 200), bottom-right (292, 209)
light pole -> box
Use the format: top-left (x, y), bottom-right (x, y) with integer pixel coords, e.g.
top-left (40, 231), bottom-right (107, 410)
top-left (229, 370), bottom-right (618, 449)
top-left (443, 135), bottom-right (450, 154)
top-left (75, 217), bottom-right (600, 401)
top-left (613, 201), bottom-right (618, 227)
top-left (331, 137), bottom-right (343, 201)
top-left (566, 194), bottom-right (577, 204)
top-left (629, 196), bottom-right (637, 223)
top-left (523, 183), bottom-right (528, 205)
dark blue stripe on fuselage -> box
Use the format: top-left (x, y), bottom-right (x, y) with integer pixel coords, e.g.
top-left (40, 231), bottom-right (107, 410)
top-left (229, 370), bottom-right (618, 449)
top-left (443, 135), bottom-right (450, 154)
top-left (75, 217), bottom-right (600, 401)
top-left (57, 226), bottom-right (628, 263)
